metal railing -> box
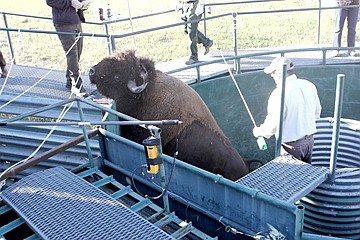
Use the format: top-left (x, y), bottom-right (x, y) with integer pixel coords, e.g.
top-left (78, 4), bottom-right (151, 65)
top-left (0, 1), bottom-right (359, 85)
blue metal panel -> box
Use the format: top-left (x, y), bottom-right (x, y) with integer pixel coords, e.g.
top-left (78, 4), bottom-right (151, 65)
top-left (100, 129), bottom-right (303, 239)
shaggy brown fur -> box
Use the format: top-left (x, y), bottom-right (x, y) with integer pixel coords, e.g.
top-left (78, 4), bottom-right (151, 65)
top-left (89, 50), bottom-right (249, 180)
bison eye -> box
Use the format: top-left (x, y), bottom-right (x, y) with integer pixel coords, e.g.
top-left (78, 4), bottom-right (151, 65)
top-left (114, 74), bottom-right (121, 82)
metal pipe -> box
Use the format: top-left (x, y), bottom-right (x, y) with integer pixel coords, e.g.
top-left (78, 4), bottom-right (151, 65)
top-left (2, 13), bottom-right (15, 64)
top-left (151, 128), bottom-right (170, 214)
top-left (294, 205), bottom-right (305, 240)
top-left (76, 99), bottom-right (94, 168)
top-left (232, 12), bottom-right (239, 72)
top-left (0, 120), bottom-right (182, 127)
top-left (275, 63), bottom-right (287, 157)
top-left (329, 74), bottom-right (345, 182)
top-left (317, 0), bottom-right (322, 44)
top-left (0, 128), bottom-right (100, 181)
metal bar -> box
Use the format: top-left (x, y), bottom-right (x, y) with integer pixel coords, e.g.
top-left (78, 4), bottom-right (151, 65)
top-left (130, 198), bottom-right (152, 212)
top-left (329, 74), bottom-right (345, 182)
top-left (92, 176), bottom-right (113, 188)
top-left (317, 0), bottom-right (322, 44)
top-left (232, 12), bottom-right (238, 72)
top-left (76, 167), bottom-right (98, 178)
top-left (154, 212), bottom-right (176, 228)
top-left (0, 205), bottom-right (11, 215)
top-left (76, 99), bottom-right (94, 167)
top-left (2, 13), bottom-right (15, 63)
top-left (196, 66), bottom-right (201, 83)
top-left (294, 205), bottom-right (305, 240)
top-left (171, 222), bottom-right (193, 239)
top-left (0, 98), bottom-right (74, 123)
top-left (24, 234), bottom-right (40, 240)
top-left (275, 63), bottom-right (287, 157)
top-left (110, 185), bottom-right (132, 200)
top-left (0, 218), bottom-right (25, 235)
top-left (104, 23), bottom-right (112, 55)
top-left (0, 120), bottom-right (182, 127)
top-left (0, 128), bottom-right (100, 181)
top-left (152, 128), bottom-right (171, 214)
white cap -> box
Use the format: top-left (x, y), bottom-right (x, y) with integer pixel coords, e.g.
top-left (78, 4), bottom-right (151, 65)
top-left (264, 57), bottom-right (294, 74)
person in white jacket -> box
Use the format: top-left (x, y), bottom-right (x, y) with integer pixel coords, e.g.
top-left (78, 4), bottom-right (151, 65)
top-left (177, 0), bottom-right (214, 65)
top-left (253, 57), bottom-right (322, 164)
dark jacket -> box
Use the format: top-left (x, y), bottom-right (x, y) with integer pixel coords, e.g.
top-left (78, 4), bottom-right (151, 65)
top-left (46, 0), bottom-right (81, 25)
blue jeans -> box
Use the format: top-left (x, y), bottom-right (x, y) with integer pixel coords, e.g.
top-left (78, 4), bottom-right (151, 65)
top-left (333, 6), bottom-right (359, 48)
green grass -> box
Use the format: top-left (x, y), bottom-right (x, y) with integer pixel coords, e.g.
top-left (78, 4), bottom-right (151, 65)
top-left (0, 0), bottom-right (340, 72)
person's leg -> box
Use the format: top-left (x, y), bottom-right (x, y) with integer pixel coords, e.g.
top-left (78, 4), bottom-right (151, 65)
top-left (196, 27), bottom-right (213, 55)
top-left (0, 50), bottom-right (7, 78)
top-left (54, 23), bottom-right (83, 88)
top-left (282, 135), bottom-right (314, 164)
top-left (347, 7), bottom-right (359, 48)
top-left (333, 8), bottom-right (347, 48)
top-left (187, 13), bottom-right (201, 62)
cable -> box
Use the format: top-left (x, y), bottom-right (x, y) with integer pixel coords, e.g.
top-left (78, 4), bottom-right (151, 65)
top-left (126, 0), bottom-right (136, 48)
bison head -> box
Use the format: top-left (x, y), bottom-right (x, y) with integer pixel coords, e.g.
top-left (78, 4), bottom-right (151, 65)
top-left (89, 50), bottom-right (156, 99)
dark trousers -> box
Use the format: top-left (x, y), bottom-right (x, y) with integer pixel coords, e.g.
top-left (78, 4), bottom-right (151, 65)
top-left (54, 23), bottom-right (83, 87)
top-left (187, 13), bottom-right (211, 61)
top-left (0, 51), bottom-right (6, 69)
top-left (282, 135), bottom-right (314, 164)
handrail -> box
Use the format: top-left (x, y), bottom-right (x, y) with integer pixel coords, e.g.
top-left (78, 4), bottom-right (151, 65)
top-left (0, 128), bottom-right (100, 181)
top-left (0, 24), bottom-right (359, 80)
top-left (1, 3), bottom-right (358, 64)
top-left (1, 3), bottom-right (359, 81)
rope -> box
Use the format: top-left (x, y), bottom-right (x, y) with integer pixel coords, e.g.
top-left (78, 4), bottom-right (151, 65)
top-left (0, 29), bottom-right (21, 96)
top-left (0, 32), bottom-right (86, 188)
top-left (0, 32), bottom-right (82, 109)
top-left (218, 49), bottom-right (257, 128)
top-left (126, 0), bottom-right (136, 48)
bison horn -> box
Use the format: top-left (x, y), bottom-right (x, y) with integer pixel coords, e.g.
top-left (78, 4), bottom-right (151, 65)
top-left (127, 80), bottom-right (148, 93)
top-left (127, 63), bottom-right (149, 93)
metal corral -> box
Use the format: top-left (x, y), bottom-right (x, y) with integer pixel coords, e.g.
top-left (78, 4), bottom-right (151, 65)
top-left (99, 128), bottom-right (305, 240)
top-left (301, 118), bottom-right (360, 239)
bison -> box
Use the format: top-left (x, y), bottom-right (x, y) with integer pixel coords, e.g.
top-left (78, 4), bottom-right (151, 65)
top-left (89, 50), bottom-right (249, 181)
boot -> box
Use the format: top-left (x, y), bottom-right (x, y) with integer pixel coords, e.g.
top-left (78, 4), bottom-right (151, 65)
top-left (1, 66), bottom-right (7, 78)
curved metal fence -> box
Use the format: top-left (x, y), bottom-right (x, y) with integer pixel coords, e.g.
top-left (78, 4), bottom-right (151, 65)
top-left (302, 117), bottom-right (360, 239)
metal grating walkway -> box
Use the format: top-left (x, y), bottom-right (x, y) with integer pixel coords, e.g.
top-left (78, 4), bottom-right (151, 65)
top-left (236, 155), bottom-right (329, 203)
top-left (1, 166), bottom-right (174, 240)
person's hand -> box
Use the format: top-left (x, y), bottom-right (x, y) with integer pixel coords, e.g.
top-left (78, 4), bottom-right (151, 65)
top-left (253, 127), bottom-right (263, 138)
top-left (81, 0), bottom-right (92, 11)
top-left (195, 4), bottom-right (204, 16)
top-left (71, 0), bottom-right (83, 10)
top-left (175, 0), bottom-right (183, 12)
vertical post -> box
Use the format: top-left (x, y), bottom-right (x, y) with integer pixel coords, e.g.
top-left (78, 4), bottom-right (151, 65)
top-left (203, 4), bottom-right (207, 37)
top-left (317, 0), bottom-right (321, 44)
top-left (104, 23), bottom-right (113, 55)
top-left (232, 12), bottom-right (239, 72)
top-left (275, 63), bottom-right (287, 157)
top-left (2, 13), bottom-right (15, 64)
top-left (329, 74), bottom-right (345, 182)
top-left (150, 126), bottom-right (170, 214)
top-left (76, 99), bottom-right (94, 167)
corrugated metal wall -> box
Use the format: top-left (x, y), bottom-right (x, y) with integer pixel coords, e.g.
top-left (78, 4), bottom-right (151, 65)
top-left (0, 93), bottom-right (103, 179)
top-left (302, 118), bottom-right (360, 239)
